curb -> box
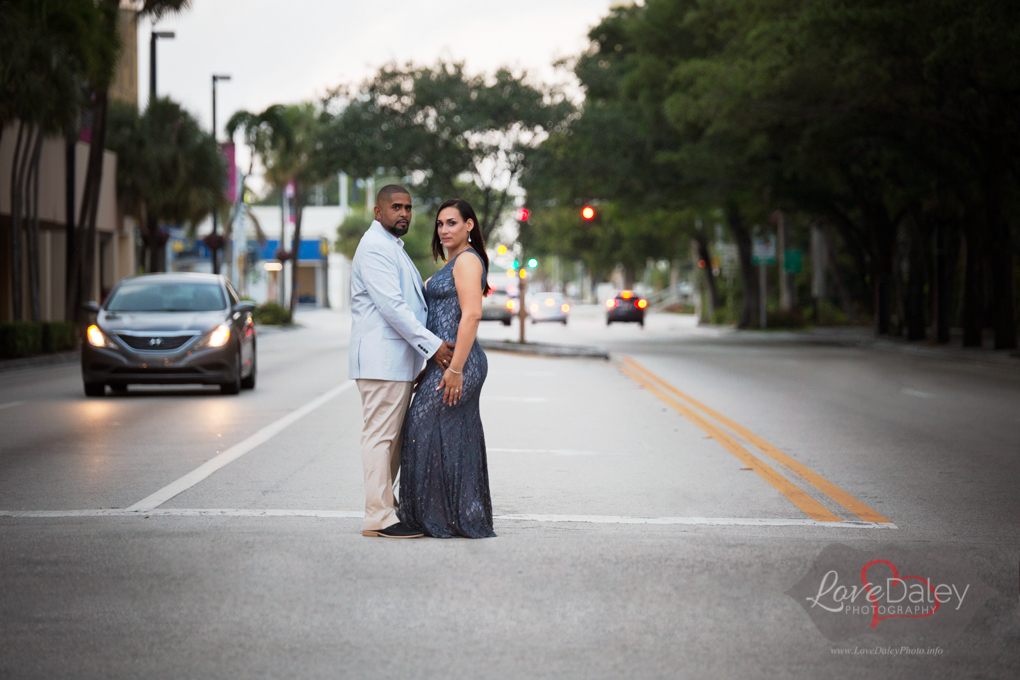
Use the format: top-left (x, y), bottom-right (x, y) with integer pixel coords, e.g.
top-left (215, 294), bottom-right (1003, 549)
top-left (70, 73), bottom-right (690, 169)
top-left (0, 349), bottom-right (80, 374)
top-left (479, 339), bottom-right (610, 360)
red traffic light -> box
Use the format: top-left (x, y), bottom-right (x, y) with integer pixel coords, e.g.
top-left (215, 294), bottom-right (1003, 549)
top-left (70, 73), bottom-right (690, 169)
top-left (581, 206), bottom-right (596, 221)
top-left (516, 207), bottom-right (530, 221)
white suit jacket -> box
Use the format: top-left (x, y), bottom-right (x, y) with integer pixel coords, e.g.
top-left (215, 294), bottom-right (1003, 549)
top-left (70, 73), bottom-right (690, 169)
top-left (348, 221), bottom-right (442, 381)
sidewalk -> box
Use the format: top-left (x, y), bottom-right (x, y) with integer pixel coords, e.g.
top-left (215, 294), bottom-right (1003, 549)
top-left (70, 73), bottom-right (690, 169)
top-left (724, 324), bottom-right (1020, 371)
top-left (0, 350), bottom-right (80, 374)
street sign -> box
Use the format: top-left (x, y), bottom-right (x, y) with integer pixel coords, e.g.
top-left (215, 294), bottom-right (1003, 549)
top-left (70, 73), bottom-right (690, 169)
top-left (752, 236), bottom-right (776, 265)
top-left (784, 248), bottom-right (802, 274)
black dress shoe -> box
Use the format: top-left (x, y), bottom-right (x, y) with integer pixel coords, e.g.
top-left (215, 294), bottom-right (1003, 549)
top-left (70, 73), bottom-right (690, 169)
top-left (362, 522), bottom-right (424, 538)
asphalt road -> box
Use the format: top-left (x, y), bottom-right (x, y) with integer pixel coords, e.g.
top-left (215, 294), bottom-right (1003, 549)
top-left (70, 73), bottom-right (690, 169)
top-left (1, 305), bottom-right (1017, 679)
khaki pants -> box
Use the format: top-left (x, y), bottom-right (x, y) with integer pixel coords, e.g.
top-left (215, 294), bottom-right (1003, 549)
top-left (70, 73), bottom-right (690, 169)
top-left (356, 379), bottom-right (414, 532)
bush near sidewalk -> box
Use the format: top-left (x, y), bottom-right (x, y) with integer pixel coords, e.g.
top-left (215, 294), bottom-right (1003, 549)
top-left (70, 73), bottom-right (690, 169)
top-left (0, 321), bottom-right (79, 359)
top-left (41, 322), bottom-right (78, 353)
top-left (253, 302), bottom-right (292, 325)
top-left (0, 322), bottom-right (43, 359)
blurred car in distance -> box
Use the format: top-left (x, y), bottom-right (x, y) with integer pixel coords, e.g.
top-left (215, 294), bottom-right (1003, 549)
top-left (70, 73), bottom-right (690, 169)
top-left (81, 273), bottom-right (257, 396)
top-left (482, 288), bottom-right (514, 326)
top-left (529, 292), bottom-right (570, 324)
top-left (606, 290), bottom-right (647, 326)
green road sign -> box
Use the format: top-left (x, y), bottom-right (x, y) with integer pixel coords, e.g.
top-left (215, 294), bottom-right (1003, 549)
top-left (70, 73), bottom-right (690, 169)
top-left (784, 248), bottom-right (802, 274)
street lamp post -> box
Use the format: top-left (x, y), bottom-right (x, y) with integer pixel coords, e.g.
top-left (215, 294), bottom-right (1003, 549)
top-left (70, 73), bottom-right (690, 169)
top-left (211, 74), bottom-right (231, 274)
top-left (149, 31), bottom-right (175, 100)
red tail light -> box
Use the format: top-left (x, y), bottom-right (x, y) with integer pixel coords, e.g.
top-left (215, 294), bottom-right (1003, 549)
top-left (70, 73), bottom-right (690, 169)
top-left (606, 299), bottom-right (617, 308)
top-left (637, 299), bottom-right (648, 309)
top-left (561, 304), bottom-right (570, 312)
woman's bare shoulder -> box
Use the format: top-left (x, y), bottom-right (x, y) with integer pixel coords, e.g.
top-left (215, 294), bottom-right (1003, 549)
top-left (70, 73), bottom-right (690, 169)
top-left (452, 250), bottom-right (484, 277)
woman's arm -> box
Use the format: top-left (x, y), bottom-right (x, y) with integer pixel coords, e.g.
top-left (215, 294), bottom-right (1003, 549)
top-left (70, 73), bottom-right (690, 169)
top-left (437, 253), bottom-right (484, 405)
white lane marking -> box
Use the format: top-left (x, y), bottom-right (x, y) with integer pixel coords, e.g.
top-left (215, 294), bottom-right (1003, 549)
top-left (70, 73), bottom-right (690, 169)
top-left (901, 388), bottom-right (934, 398)
top-left (482, 397), bottom-right (552, 403)
top-left (0, 508), bottom-right (895, 528)
top-left (497, 514), bottom-right (897, 528)
top-left (126, 381), bottom-right (357, 512)
top-left (0, 401), bottom-right (26, 411)
top-left (490, 448), bottom-right (602, 456)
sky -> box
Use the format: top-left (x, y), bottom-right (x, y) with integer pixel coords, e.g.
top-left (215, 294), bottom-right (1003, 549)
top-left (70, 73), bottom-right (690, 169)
top-left (136, 0), bottom-right (622, 183)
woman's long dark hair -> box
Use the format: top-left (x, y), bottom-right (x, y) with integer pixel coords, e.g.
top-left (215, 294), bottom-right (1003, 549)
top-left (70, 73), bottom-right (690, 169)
top-left (432, 198), bottom-right (490, 295)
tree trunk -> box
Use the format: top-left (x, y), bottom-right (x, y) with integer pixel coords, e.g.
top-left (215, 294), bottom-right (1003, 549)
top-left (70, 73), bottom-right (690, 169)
top-left (870, 218), bottom-right (894, 336)
top-left (824, 235), bottom-right (854, 320)
top-left (692, 233), bottom-right (719, 316)
top-left (905, 232), bottom-right (926, 341)
top-left (80, 90), bottom-right (108, 311)
top-left (961, 225), bottom-right (984, 347)
top-left (8, 122), bottom-right (26, 320)
top-left (726, 205), bottom-right (759, 329)
top-left (26, 130), bottom-right (44, 322)
top-left (289, 181), bottom-right (303, 317)
top-left (984, 152), bottom-right (1017, 350)
top-left (65, 137), bottom-right (77, 321)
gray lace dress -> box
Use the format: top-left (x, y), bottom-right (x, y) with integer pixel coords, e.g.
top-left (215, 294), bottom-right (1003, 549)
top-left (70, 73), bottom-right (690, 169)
top-left (398, 249), bottom-right (495, 538)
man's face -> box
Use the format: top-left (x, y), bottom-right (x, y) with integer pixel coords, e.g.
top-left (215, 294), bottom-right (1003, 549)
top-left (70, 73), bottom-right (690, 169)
top-left (374, 193), bottom-right (413, 237)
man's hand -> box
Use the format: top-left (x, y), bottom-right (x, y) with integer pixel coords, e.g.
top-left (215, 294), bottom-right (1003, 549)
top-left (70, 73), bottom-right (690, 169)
top-left (432, 341), bottom-right (455, 368)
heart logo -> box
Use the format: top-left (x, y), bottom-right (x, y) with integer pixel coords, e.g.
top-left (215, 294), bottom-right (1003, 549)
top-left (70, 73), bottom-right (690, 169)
top-left (861, 559), bottom-right (940, 628)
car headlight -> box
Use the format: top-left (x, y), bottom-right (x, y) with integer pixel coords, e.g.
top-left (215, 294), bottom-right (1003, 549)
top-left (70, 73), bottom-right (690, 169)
top-left (86, 324), bottom-right (106, 347)
top-left (207, 324), bottom-right (231, 348)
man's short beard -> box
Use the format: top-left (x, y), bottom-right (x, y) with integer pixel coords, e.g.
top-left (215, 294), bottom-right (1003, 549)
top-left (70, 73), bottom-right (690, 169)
top-left (385, 223), bottom-right (409, 237)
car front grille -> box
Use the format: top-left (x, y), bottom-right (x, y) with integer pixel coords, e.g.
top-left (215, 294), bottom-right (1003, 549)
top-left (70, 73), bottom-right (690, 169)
top-left (117, 334), bottom-right (195, 351)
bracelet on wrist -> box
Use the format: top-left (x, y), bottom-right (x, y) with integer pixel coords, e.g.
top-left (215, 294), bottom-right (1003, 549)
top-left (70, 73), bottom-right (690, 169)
top-left (446, 367), bottom-right (462, 375)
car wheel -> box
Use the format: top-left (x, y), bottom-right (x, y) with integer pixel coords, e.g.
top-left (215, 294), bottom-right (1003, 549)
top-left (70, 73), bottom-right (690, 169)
top-left (241, 343), bottom-right (257, 390)
top-left (83, 382), bottom-right (105, 397)
top-left (639, 318), bottom-right (645, 328)
top-left (109, 383), bottom-right (128, 395)
top-left (606, 318), bottom-right (612, 326)
top-left (220, 347), bottom-right (242, 395)
top-left (562, 319), bottom-right (568, 325)
top-left (502, 319), bottom-right (511, 326)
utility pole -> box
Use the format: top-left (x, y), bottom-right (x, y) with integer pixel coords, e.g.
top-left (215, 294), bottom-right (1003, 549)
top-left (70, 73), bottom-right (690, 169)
top-left (210, 74), bottom-right (231, 274)
top-left (149, 31), bottom-right (175, 101)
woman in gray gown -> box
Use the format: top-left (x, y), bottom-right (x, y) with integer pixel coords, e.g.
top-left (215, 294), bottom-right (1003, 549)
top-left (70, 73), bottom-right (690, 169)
top-left (398, 198), bottom-right (495, 538)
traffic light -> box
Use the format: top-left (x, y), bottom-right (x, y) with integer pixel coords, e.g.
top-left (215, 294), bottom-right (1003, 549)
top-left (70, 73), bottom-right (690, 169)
top-left (581, 206), bottom-right (596, 221)
top-left (516, 207), bottom-right (530, 221)
top-left (497, 244), bottom-right (508, 255)
top-left (512, 259), bottom-right (520, 269)
top-left (527, 258), bottom-right (538, 269)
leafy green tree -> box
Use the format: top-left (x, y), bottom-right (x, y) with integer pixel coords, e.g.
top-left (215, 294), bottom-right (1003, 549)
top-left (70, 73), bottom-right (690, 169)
top-left (319, 61), bottom-right (573, 242)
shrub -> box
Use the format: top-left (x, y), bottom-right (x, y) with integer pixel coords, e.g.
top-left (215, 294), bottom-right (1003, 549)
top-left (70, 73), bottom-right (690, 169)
top-left (0, 321), bottom-right (43, 359)
top-left (41, 321), bottom-right (78, 353)
top-left (254, 302), bottom-right (292, 325)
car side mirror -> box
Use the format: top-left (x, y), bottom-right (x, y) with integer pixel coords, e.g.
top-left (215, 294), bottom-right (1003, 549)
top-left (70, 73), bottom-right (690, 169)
top-left (233, 301), bottom-right (256, 314)
top-left (83, 301), bottom-right (100, 313)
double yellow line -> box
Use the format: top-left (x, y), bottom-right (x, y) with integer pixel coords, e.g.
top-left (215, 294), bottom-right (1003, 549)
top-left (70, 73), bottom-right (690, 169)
top-left (620, 357), bottom-right (891, 524)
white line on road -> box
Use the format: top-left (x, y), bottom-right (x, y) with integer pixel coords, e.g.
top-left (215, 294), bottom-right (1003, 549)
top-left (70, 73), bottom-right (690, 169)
top-left (0, 508), bottom-right (896, 528)
top-left (490, 448), bottom-right (603, 456)
top-left (0, 401), bottom-right (26, 411)
top-left (126, 381), bottom-right (357, 512)
top-left (901, 388), bottom-right (934, 398)
top-left (482, 397), bottom-right (552, 402)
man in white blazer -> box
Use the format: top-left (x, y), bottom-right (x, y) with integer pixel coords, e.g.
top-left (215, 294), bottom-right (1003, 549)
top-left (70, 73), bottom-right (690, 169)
top-left (349, 185), bottom-right (455, 538)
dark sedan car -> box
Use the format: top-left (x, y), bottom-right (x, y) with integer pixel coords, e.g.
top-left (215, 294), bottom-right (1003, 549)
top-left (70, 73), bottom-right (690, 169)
top-left (81, 273), bottom-right (257, 396)
top-left (606, 290), bottom-right (648, 327)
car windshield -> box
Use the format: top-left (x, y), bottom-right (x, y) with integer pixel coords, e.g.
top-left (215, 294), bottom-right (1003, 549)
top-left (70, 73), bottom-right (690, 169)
top-left (106, 281), bottom-right (226, 312)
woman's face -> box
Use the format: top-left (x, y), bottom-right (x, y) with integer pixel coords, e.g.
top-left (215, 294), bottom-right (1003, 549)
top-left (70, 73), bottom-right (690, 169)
top-left (437, 207), bottom-right (473, 251)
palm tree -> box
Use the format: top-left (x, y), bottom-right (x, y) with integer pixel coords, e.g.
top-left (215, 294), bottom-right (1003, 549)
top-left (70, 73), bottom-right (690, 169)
top-left (1, 0), bottom-right (114, 321)
top-left (107, 98), bottom-right (227, 272)
top-left (227, 103), bottom-right (326, 318)
top-left (67, 0), bottom-right (192, 322)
